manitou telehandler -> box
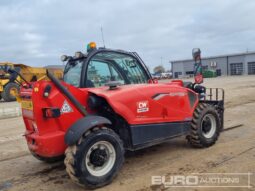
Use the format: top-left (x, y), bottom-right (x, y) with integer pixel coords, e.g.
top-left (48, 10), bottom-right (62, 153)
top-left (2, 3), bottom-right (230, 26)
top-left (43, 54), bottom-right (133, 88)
top-left (15, 43), bottom-right (224, 188)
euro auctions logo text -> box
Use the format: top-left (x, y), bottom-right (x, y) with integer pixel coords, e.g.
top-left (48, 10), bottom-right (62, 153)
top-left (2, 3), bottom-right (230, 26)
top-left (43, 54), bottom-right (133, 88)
top-left (152, 175), bottom-right (198, 187)
top-left (151, 173), bottom-right (252, 188)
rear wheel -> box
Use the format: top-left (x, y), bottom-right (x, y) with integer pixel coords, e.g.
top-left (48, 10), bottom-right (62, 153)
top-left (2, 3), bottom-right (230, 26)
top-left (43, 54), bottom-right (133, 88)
top-left (187, 103), bottom-right (221, 148)
top-left (64, 127), bottom-right (124, 188)
top-left (2, 82), bottom-right (19, 102)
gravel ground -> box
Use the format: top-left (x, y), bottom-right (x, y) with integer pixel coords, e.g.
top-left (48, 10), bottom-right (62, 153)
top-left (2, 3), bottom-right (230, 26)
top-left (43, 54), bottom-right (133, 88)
top-left (0, 75), bottom-right (254, 191)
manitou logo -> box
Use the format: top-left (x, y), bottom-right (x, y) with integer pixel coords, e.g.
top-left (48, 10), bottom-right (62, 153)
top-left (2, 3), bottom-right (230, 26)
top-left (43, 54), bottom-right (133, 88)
top-left (137, 101), bottom-right (149, 113)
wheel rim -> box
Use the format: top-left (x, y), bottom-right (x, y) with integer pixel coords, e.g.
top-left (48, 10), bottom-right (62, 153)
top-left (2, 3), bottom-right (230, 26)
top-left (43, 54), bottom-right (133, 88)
top-left (201, 114), bottom-right (216, 138)
top-left (85, 141), bottom-right (116, 177)
top-left (10, 87), bottom-right (18, 97)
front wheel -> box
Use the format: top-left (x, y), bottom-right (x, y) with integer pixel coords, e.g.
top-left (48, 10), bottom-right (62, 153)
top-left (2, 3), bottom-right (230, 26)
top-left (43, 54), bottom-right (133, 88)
top-left (2, 82), bottom-right (20, 102)
top-left (187, 103), bottom-right (221, 148)
top-left (64, 127), bottom-right (124, 189)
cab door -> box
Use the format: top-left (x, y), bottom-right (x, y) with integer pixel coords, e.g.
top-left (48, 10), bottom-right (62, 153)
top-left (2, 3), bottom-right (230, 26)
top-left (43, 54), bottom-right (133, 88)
top-left (81, 50), bottom-right (151, 88)
top-left (86, 60), bottom-right (125, 87)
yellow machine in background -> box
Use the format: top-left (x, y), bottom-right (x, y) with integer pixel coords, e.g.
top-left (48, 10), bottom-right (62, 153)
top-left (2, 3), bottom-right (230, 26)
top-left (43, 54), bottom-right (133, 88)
top-left (0, 62), bottom-right (63, 102)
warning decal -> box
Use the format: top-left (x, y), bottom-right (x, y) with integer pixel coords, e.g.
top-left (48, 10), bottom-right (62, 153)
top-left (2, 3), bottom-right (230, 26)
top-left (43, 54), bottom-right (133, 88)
top-left (61, 100), bottom-right (73, 113)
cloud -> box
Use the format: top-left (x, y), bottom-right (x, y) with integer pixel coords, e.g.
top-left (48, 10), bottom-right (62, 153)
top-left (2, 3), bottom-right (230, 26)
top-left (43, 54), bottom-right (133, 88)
top-left (0, 0), bottom-right (254, 70)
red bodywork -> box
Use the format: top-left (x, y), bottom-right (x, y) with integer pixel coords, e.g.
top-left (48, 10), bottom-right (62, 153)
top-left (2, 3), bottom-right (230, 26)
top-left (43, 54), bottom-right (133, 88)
top-left (20, 80), bottom-right (198, 157)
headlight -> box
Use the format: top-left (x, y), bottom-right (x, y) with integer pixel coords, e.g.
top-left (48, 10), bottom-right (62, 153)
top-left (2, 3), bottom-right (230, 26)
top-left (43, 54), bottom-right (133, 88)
top-left (75, 51), bottom-right (84, 59)
top-left (61, 55), bottom-right (68, 62)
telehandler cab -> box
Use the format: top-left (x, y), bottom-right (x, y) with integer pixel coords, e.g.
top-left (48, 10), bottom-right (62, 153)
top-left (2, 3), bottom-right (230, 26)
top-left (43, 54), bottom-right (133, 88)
top-left (17, 43), bottom-right (224, 188)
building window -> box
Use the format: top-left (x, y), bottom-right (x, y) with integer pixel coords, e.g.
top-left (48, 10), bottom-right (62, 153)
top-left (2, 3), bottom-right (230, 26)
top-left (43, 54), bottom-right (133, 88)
top-left (230, 63), bottom-right (243, 75)
top-left (202, 65), bottom-right (208, 70)
top-left (186, 71), bottom-right (194, 75)
top-left (216, 69), bottom-right (221, 76)
top-left (248, 62), bottom-right (255, 75)
top-left (174, 72), bottom-right (182, 78)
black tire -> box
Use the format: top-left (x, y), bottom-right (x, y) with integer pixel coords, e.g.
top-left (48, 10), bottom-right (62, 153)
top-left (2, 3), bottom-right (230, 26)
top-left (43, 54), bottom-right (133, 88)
top-left (64, 127), bottom-right (124, 189)
top-left (187, 103), bottom-right (221, 148)
top-left (2, 82), bottom-right (20, 102)
top-left (30, 150), bottom-right (64, 163)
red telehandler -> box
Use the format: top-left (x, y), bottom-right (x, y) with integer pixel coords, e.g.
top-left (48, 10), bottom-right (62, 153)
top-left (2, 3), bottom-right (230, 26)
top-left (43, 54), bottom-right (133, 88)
top-left (13, 44), bottom-right (224, 188)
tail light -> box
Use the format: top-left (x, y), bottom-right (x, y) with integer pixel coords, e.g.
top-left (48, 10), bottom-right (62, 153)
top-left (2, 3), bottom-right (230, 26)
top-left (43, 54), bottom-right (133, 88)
top-left (32, 122), bottom-right (38, 133)
top-left (42, 108), bottom-right (61, 118)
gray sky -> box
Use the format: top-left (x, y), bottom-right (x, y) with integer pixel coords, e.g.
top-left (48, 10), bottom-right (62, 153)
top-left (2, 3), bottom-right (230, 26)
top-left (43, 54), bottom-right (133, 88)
top-left (1, 0), bottom-right (255, 71)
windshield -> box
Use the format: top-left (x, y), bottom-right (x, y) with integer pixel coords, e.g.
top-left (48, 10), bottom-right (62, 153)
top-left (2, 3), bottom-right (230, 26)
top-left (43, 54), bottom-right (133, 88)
top-left (63, 60), bottom-right (83, 87)
top-left (0, 65), bottom-right (11, 73)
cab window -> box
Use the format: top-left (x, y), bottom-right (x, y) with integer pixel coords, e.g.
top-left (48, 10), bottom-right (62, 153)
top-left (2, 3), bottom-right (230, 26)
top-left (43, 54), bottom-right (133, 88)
top-left (86, 60), bottom-right (124, 87)
top-left (0, 65), bottom-right (11, 72)
top-left (63, 60), bottom-right (83, 87)
top-left (86, 52), bottom-right (148, 87)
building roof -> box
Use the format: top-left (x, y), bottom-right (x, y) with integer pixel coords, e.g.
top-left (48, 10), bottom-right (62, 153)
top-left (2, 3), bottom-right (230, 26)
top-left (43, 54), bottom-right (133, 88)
top-left (44, 65), bottom-right (65, 69)
top-left (170, 50), bottom-right (255, 63)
